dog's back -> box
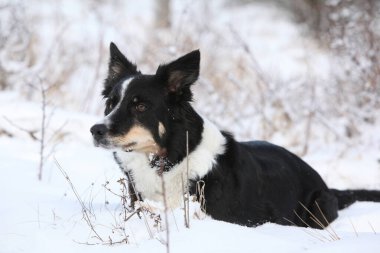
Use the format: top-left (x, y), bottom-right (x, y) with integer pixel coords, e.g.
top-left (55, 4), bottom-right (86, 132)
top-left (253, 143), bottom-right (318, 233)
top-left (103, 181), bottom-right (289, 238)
top-left (192, 134), bottom-right (334, 227)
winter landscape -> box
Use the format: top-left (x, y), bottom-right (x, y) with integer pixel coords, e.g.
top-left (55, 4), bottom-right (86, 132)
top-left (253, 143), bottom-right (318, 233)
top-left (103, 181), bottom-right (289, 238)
top-left (1, 0), bottom-right (380, 252)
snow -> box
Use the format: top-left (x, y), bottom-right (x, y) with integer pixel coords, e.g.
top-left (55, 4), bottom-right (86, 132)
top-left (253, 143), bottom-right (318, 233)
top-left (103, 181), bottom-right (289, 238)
top-left (1, 93), bottom-right (380, 253)
top-left (1, 0), bottom-right (380, 252)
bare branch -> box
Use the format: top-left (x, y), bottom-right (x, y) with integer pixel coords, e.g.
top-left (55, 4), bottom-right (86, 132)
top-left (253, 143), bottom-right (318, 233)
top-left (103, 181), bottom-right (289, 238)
top-left (38, 80), bottom-right (47, 180)
top-left (3, 116), bottom-right (38, 140)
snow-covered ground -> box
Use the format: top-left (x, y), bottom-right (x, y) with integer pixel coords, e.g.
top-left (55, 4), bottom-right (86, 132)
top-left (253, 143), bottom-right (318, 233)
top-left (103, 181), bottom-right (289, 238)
top-left (1, 0), bottom-right (380, 252)
top-left (1, 92), bottom-right (380, 253)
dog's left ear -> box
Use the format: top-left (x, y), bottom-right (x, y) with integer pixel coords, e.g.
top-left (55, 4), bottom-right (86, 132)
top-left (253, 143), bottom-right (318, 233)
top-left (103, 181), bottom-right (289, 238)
top-left (156, 50), bottom-right (200, 94)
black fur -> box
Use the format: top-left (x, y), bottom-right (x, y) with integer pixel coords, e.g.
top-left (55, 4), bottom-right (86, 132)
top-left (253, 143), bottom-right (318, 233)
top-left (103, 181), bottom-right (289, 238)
top-left (92, 44), bottom-right (203, 163)
top-left (191, 135), bottom-right (340, 227)
top-left (103, 42), bottom-right (139, 98)
top-left (92, 43), bottom-right (380, 229)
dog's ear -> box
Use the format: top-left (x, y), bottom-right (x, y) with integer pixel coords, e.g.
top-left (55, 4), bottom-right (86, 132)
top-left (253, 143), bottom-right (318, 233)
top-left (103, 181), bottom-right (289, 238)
top-left (103, 42), bottom-right (139, 97)
top-left (156, 50), bottom-right (200, 94)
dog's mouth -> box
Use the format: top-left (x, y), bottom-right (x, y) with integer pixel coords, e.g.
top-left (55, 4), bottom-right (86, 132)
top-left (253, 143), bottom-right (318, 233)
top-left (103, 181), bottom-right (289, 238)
top-left (93, 138), bottom-right (110, 148)
top-left (91, 125), bottom-right (161, 154)
top-left (122, 142), bottom-right (137, 152)
top-left (93, 138), bottom-right (137, 152)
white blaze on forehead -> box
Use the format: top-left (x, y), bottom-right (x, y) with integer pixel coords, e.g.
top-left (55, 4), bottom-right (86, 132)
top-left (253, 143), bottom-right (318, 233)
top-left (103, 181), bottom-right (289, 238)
top-left (98, 77), bottom-right (133, 126)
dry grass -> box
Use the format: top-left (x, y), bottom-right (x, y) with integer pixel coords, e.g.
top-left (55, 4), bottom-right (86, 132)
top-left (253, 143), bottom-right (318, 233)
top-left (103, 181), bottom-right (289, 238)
top-left (183, 130), bottom-right (190, 228)
top-left (349, 218), bottom-right (358, 238)
top-left (283, 201), bottom-right (341, 243)
top-left (368, 221), bottom-right (377, 234)
top-left (285, 201), bottom-right (379, 243)
top-left (54, 157), bottom-right (162, 245)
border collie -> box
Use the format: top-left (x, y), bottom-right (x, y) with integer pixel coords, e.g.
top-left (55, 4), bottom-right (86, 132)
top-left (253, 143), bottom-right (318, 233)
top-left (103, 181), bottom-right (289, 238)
top-left (91, 42), bottom-right (380, 228)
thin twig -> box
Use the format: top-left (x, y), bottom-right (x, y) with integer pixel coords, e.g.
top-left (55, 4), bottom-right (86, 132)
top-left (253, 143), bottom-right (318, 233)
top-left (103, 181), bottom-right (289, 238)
top-left (196, 180), bottom-right (206, 213)
top-left (54, 157), bottom-right (103, 242)
top-left (159, 158), bottom-right (170, 253)
top-left (171, 209), bottom-right (179, 232)
top-left (123, 209), bottom-right (142, 223)
top-left (38, 81), bottom-right (47, 181)
top-left (298, 202), bottom-right (325, 229)
top-left (125, 170), bottom-right (154, 239)
top-left (293, 210), bottom-right (314, 229)
top-left (293, 211), bottom-right (332, 242)
top-left (181, 175), bottom-right (187, 227)
top-left (298, 202), bottom-right (339, 241)
top-left (113, 153), bottom-right (154, 239)
top-left (368, 221), bottom-right (377, 235)
top-left (2, 116), bottom-right (38, 140)
top-left (349, 218), bottom-right (358, 237)
top-left (46, 120), bottom-right (68, 145)
top-left (73, 238), bottom-right (128, 246)
top-left (185, 130), bottom-right (190, 228)
top-left (309, 216), bottom-right (326, 231)
top-left (314, 201), bottom-right (340, 240)
top-left (283, 217), bottom-right (328, 243)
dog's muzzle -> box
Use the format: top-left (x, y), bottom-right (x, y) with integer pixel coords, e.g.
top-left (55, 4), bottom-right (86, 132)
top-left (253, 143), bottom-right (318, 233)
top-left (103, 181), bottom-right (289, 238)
top-left (90, 124), bottom-right (109, 146)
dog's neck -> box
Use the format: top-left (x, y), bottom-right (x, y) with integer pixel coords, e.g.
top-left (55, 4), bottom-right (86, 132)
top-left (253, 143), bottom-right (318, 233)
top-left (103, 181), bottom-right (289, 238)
top-left (163, 105), bottom-right (204, 165)
top-left (148, 153), bottom-right (174, 175)
top-left (114, 116), bottom-right (226, 208)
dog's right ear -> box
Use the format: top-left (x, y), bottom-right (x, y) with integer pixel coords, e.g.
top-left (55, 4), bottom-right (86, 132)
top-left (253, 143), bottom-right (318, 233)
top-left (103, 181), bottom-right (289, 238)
top-left (103, 42), bottom-right (139, 97)
top-left (155, 50), bottom-right (200, 96)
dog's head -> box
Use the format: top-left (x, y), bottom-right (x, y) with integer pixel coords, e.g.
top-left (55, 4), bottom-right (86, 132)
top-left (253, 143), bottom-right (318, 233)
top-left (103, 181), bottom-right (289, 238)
top-left (90, 43), bottom-right (200, 155)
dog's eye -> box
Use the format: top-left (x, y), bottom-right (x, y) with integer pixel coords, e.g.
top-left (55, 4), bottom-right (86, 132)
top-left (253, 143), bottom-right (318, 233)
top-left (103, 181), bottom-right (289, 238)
top-left (106, 100), bottom-right (114, 109)
top-left (105, 96), bottom-right (119, 115)
top-left (105, 100), bottom-right (112, 114)
top-left (136, 103), bottom-right (147, 112)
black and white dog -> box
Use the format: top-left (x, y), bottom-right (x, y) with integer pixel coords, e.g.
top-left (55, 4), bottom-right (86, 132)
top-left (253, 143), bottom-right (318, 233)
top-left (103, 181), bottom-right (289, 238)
top-left (91, 43), bottom-right (380, 228)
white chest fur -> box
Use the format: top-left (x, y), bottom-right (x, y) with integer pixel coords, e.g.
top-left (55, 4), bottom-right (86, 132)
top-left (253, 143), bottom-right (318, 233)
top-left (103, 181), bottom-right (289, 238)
top-left (116, 119), bottom-right (226, 208)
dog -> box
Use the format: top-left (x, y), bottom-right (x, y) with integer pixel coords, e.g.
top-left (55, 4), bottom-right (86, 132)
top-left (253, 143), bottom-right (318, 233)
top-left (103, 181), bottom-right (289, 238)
top-left (91, 42), bottom-right (380, 228)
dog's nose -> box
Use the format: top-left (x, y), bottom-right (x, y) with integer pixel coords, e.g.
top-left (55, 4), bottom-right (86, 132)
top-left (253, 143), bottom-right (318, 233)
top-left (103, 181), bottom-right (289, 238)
top-left (90, 124), bottom-right (108, 139)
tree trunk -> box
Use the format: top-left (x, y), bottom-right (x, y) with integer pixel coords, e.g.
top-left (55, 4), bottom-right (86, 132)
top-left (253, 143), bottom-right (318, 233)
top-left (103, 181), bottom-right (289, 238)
top-left (155, 0), bottom-right (171, 28)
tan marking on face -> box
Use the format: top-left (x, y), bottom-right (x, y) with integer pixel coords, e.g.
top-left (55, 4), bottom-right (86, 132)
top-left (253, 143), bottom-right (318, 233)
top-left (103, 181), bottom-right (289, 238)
top-left (158, 122), bottom-right (166, 138)
top-left (112, 125), bottom-right (160, 153)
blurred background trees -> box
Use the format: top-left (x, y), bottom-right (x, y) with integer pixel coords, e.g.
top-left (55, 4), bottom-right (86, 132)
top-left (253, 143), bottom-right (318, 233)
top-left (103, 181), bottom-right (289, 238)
top-left (1, 0), bottom-right (379, 156)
